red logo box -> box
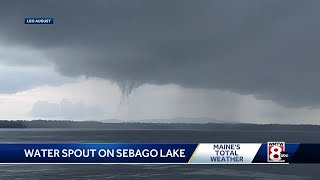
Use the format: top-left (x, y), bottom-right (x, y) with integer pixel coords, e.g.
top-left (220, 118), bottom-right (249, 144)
top-left (267, 142), bottom-right (285, 162)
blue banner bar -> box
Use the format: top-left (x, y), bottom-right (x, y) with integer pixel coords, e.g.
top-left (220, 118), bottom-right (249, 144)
top-left (0, 144), bottom-right (197, 163)
top-left (0, 143), bottom-right (319, 164)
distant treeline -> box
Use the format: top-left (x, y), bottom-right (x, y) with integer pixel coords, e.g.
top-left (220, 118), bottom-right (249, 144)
top-left (0, 120), bottom-right (319, 131)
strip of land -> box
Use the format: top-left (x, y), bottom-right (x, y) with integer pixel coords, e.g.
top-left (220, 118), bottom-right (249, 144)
top-left (0, 120), bottom-right (318, 131)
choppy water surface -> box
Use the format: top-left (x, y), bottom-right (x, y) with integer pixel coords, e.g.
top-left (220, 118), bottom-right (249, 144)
top-left (0, 128), bottom-right (318, 179)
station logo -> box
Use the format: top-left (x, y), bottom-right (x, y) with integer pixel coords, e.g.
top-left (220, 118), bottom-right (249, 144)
top-left (267, 142), bottom-right (288, 162)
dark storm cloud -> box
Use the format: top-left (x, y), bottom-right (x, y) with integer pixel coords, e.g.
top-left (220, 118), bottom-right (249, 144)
top-left (0, 0), bottom-right (320, 107)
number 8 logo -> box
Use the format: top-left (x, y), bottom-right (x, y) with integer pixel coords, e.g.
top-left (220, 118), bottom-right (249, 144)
top-left (269, 145), bottom-right (282, 161)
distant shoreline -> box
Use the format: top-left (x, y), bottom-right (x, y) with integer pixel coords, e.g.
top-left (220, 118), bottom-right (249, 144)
top-left (0, 120), bottom-right (319, 130)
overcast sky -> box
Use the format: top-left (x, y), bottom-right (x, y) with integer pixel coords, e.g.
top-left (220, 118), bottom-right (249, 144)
top-left (0, 0), bottom-right (320, 124)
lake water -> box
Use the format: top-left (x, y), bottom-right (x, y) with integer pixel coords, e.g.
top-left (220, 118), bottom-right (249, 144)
top-left (0, 128), bottom-right (318, 179)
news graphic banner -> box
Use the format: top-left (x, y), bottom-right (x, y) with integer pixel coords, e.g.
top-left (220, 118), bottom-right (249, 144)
top-left (0, 143), bottom-right (319, 164)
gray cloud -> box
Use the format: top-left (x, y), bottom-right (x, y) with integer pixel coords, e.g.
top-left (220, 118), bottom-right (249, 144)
top-left (0, 65), bottom-right (73, 93)
top-left (0, 45), bottom-right (49, 66)
top-left (30, 99), bottom-right (107, 120)
top-left (1, 0), bottom-right (320, 107)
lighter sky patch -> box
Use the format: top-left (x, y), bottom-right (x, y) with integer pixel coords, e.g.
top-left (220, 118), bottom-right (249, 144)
top-left (0, 76), bottom-right (320, 124)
